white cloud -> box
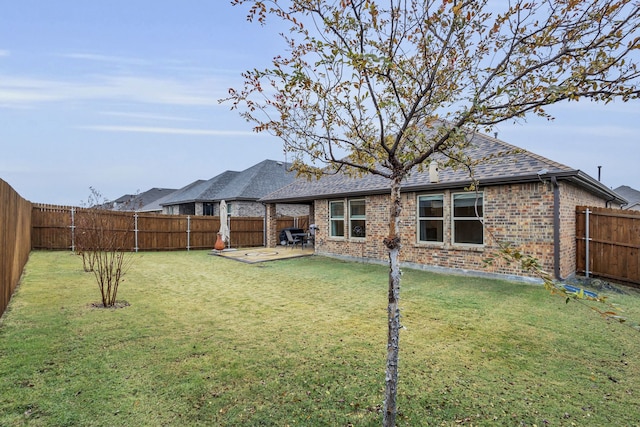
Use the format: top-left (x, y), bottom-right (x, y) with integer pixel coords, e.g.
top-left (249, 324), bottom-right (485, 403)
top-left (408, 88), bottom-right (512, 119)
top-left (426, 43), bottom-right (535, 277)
top-left (101, 75), bottom-right (221, 106)
top-left (0, 49), bottom-right (9, 57)
top-left (0, 74), bottom-right (227, 108)
top-left (59, 52), bottom-right (148, 66)
top-left (99, 111), bottom-right (199, 122)
top-left (503, 123), bottom-right (637, 139)
top-left (78, 125), bottom-right (258, 136)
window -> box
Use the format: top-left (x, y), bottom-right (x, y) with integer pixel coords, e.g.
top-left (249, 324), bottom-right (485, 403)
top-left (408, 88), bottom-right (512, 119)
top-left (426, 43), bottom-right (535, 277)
top-left (203, 203), bottom-right (214, 216)
top-left (418, 195), bottom-right (444, 242)
top-left (349, 199), bottom-right (366, 238)
top-left (329, 201), bottom-right (345, 237)
top-left (452, 192), bottom-right (484, 245)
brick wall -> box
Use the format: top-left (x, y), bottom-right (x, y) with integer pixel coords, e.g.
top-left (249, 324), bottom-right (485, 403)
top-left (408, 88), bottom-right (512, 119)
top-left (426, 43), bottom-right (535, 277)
top-left (174, 201), bottom-right (309, 218)
top-left (265, 203), bottom-right (278, 247)
top-left (557, 181), bottom-right (614, 278)
top-left (312, 181), bottom-right (609, 280)
top-left (276, 203), bottom-right (310, 217)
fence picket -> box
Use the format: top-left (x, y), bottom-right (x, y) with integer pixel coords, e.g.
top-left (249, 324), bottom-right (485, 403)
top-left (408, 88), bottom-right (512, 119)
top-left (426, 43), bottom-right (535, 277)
top-left (30, 204), bottom-right (308, 252)
top-left (3, 185), bottom-right (312, 318)
top-left (0, 179), bottom-right (32, 318)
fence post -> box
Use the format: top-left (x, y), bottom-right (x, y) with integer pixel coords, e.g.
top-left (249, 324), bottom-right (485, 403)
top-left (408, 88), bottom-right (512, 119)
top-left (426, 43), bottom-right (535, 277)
top-left (70, 207), bottom-right (76, 252)
top-left (585, 208), bottom-right (590, 278)
top-left (187, 215), bottom-right (191, 251)
top-left (134, 213), bottom-right (139, 253)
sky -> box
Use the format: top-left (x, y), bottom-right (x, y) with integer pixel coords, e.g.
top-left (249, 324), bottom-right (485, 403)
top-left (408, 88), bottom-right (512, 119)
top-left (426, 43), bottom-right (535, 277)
top-left (1, 1), bottom-right (638, 206)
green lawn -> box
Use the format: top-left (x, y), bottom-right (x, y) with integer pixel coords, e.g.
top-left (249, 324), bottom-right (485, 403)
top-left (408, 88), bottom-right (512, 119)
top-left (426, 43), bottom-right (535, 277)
top-left (1, 250), bottom-right (639, 426)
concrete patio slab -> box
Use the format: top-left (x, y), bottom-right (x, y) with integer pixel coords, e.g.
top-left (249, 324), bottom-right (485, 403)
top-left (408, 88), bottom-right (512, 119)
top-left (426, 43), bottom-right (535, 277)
top-left (210, 246), bottom-right (314, 263)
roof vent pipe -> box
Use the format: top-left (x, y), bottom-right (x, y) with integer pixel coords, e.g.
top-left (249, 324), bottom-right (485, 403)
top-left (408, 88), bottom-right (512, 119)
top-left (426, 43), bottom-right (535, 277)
top-left (429, 162), bottom-right (439, 183)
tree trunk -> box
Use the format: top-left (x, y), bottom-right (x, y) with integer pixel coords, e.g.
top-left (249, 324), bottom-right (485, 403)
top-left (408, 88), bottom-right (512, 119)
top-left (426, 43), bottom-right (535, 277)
top-left (383, 177), bottom-right (403, 427)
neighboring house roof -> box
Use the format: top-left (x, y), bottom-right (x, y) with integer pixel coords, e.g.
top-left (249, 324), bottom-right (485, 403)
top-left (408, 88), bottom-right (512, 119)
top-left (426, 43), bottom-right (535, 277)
top-left (614, 185), bottom-right (640, 210)
top-left (161, 174), bottom-right (238, 206)
top-left (260, 132), bottom-right (625, 204)
top-left (161, 159), bottom-right (296, 206)
top-left (137, 190), bottom-right (180, 213)
top-left (111, 187), bottom-right (177, 211)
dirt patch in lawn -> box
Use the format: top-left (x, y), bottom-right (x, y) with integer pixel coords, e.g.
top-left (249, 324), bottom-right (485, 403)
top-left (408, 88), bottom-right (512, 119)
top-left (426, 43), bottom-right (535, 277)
top-left (89, 301), bottom-right (131, 309)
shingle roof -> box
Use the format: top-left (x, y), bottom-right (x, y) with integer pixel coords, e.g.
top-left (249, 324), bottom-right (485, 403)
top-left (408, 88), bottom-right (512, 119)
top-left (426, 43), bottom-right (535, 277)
top-left (161, 160), bottom-right (296, 206)
top-left (215, 159), bottom-right (297, 200)
top-left (614, 185), bottom-right (640, 208)
top-left (159, 179), bottom-right (210, 205)
top-left (260, 132), bottom-right (622, 203)
top-left (137, 190), bottom-right (180, 212)
top-left (112, 187), bottom-right (177, 211)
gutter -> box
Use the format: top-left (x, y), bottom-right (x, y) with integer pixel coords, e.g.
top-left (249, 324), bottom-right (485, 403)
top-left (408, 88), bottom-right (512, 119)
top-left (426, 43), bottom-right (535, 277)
top-left (563, 170), bottom-right (627, 206)
top-left (258, 172), bottom-right (578, 204)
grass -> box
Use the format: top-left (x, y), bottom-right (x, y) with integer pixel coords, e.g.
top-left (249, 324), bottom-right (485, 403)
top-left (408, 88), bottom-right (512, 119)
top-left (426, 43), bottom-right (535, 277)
top-left (1, 250), bottom-right (639, 426)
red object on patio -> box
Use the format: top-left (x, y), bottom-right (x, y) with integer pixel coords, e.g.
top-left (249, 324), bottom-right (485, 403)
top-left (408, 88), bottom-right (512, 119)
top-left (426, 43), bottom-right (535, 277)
top-left (214, 233), bottom-right (225, 251)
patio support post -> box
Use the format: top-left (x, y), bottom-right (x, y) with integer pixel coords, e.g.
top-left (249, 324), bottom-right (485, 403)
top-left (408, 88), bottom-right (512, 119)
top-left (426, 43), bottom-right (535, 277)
top-left (265, 203), bottom-right (278, 248)
top-left (262, 203), bottom-right (267, 247)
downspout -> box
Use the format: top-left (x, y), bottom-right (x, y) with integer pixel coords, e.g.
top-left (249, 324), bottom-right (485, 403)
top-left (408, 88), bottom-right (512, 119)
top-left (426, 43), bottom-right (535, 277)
top-left (605, 197), bottom-right (616, 208)
top-left (551, 177), bottom-right (562, 280)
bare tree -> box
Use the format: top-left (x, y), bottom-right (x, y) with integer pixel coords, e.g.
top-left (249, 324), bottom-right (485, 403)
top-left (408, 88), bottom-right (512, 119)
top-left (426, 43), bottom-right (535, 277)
top-left (77, 187), bottom-right (133, 307)
top-left (225, 1), bottom-right (639, 425)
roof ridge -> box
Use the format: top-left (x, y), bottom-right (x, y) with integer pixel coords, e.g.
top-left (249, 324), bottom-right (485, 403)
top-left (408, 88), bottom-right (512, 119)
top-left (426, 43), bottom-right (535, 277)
top-left (231, 159), bottom-right (292, 198)
top-left (238, 160), bottom-right (268, 192)
top-left (479, 132), bottom-right (574, 171)
top-left (195, 170), bottom-right (241, 200)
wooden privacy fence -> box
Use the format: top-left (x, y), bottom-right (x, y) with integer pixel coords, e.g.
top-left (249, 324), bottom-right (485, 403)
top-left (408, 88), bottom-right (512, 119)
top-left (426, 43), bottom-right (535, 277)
top-left (1, 194), bottom-right (308, 318)
top-left (0, 179), bottom-right (32, 318)
top-left (576, 206), bottom-right (640, 286)
top-left (32, 204), bottom-right (308, 251)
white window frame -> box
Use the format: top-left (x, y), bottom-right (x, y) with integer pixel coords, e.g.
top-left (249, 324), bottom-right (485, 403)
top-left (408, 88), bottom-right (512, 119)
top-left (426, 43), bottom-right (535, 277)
top-left (452, 192), bottom-right (484, 246)
top-left (417, 194), bottom-right (444, 243)
top-left (329, 200), bottom-right (345, 238)
top-left (349, 199), bottom-right (366, 239)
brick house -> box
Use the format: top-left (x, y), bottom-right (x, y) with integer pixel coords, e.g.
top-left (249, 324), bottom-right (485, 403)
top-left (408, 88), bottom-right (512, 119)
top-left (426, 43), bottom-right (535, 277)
top-left (156, 159), bottom-right (309, 218)
top-left (261, 133), bottom-right (625, 282)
